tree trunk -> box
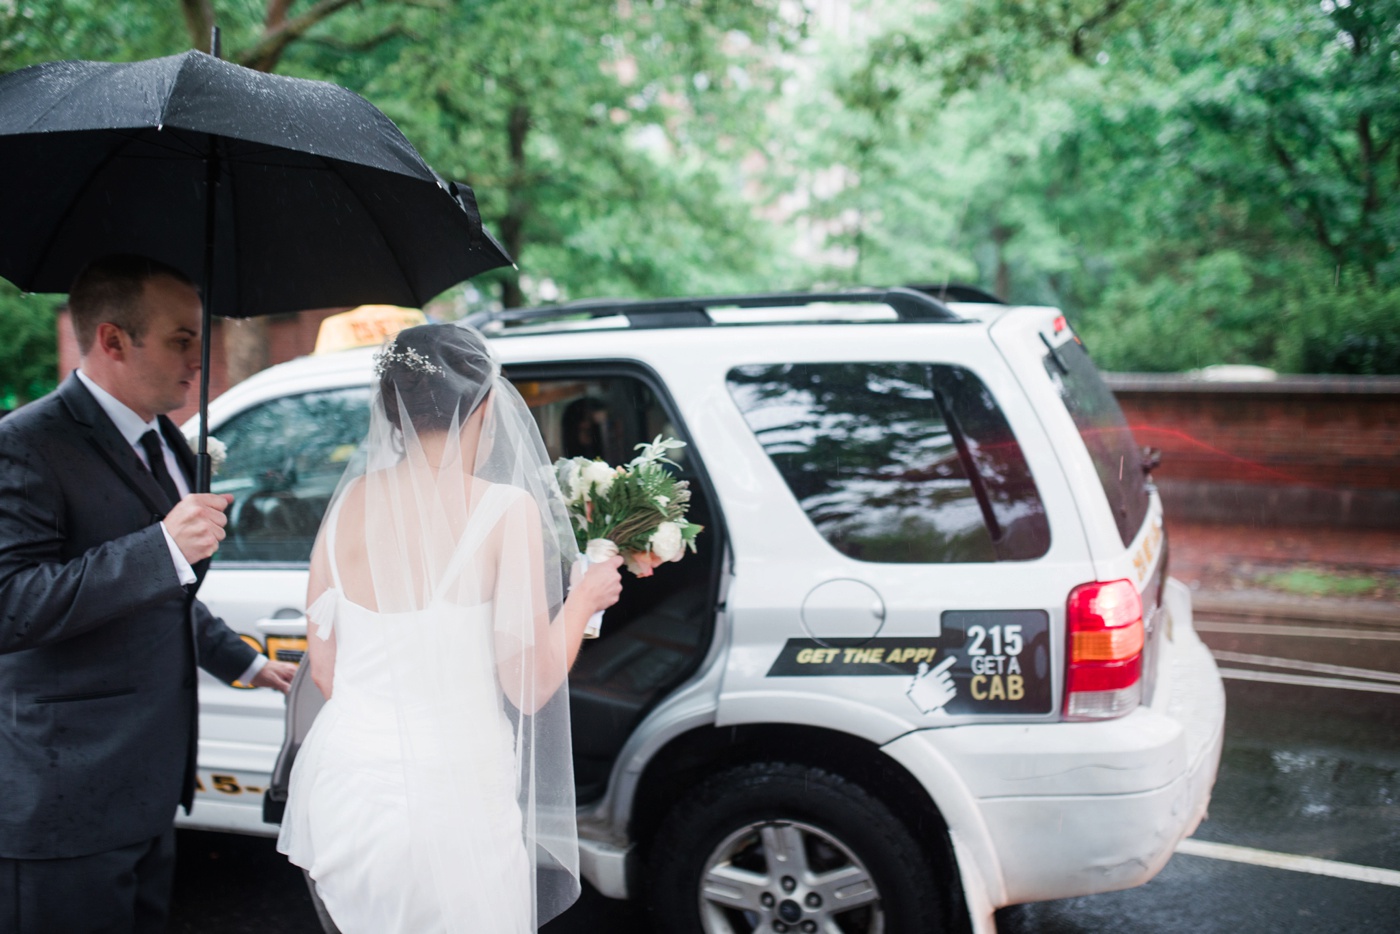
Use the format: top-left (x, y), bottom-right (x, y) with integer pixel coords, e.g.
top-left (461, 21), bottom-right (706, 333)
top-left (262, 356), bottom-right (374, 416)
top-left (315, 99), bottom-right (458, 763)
top-left (992, 223), bottom-right (1014, 301)
top-left (498, 100), bottom-right (531, 308)
top-left (995, 253), bottom-right (1010, 302)
top-left (224, 317), bottom-right (270, 387)
top-left (180, 0), bottom-right (215, 51)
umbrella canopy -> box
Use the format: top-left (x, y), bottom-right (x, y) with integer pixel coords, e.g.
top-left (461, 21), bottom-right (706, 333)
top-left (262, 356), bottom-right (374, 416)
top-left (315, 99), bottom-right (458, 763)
top-left (0, 50), bottom-right (509, 315)
top-left (0, 49), bottom-right (511, 489)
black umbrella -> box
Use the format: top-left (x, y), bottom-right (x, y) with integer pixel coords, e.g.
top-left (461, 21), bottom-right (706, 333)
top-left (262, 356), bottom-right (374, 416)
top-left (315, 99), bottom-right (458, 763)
top-left (0, 47), bottom-right (510, 489)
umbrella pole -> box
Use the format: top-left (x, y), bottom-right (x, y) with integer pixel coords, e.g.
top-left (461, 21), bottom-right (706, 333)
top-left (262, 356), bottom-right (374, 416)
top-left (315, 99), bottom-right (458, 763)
top-left (197, 137), bottom-right (219, 494)
top-left (196, 26), bottom-right (222, 494)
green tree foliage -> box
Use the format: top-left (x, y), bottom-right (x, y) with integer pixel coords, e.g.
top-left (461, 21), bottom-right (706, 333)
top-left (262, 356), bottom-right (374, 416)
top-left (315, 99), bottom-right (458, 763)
top-left (336, 0), bottom-right (796, 306)
top-left (1, 1), bottom-right (187, 70)
top-left (0, 282), bottom-right (58, 409)
top-left (1044, 0), bottom-right (1400, 371)
top-left (791, 0), bottom-right (1400, 373)
top-left (1274, 270), bottom-right (1400, 374)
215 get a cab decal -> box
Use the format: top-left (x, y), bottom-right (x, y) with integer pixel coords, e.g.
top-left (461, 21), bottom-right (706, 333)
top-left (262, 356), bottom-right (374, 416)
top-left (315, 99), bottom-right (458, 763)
top-left (765, 609), bottom-right (1052, 715)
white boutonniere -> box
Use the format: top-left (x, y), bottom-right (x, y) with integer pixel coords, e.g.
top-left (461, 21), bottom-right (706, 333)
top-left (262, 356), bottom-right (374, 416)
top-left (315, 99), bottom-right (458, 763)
top-left (185, 433), bottom-right (228, 476)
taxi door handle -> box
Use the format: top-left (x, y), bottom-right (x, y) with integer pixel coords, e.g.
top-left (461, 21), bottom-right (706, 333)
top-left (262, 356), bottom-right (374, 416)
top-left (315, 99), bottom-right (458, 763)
top-left (255, 616), bottom-right (308, 637)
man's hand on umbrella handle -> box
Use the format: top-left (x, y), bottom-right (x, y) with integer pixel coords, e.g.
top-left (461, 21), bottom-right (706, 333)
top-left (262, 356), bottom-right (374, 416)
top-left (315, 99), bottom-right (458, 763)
top-left (164, 493), bottom-right (233, 564)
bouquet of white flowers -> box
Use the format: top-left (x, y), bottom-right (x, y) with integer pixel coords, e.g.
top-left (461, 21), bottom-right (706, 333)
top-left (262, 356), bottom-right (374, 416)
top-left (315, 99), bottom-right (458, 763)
top-left (555, 435), bottom-right (703, 636)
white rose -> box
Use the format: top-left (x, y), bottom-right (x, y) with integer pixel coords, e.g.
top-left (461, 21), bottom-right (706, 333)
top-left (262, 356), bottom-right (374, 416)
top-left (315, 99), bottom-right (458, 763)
top-left (581, 460), bottom-right (617, 497)
top-left (649, 521), bottom-right (685, 563)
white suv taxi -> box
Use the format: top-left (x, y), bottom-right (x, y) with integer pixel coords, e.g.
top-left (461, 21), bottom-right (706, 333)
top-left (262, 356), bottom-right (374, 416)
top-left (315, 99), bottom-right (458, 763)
top-left (180, 287), bottom-right (1224, 933)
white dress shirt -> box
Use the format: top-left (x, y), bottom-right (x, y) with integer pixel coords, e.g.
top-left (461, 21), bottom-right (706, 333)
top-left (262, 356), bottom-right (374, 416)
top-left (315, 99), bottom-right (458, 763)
top-left (75, 370), bottom-right (267, 684)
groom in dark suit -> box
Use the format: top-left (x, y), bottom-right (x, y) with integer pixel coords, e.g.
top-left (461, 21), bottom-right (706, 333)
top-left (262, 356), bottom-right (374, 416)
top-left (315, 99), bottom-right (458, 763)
top-left (0, 255), bottom-right (298, 932)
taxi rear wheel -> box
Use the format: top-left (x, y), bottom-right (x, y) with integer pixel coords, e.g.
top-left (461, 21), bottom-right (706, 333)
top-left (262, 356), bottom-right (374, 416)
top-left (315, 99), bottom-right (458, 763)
top-left (646, 762), bottom-right (946, 933)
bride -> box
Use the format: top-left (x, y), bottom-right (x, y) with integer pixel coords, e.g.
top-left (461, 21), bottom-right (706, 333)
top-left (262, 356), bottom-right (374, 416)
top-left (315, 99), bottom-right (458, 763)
top-left (277, 322), bottom-right (623, 933)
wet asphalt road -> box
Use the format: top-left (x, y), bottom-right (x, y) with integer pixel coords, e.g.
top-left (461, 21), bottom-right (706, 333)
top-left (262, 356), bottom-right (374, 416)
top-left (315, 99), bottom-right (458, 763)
top-left (169, 616), bottom-right (1400, 932)
top-left (997, 618), bottom-right (1400, 933)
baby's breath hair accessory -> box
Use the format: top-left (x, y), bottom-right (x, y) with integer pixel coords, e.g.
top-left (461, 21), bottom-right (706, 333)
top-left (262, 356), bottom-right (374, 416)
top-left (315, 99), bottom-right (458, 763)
top-left (372, 341), bottom-right (445, 379)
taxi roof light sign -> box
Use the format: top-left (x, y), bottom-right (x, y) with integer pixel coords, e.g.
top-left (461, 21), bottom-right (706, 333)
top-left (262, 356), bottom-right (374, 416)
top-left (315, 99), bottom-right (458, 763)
top-left (314, 305), bottom-right (428, 354)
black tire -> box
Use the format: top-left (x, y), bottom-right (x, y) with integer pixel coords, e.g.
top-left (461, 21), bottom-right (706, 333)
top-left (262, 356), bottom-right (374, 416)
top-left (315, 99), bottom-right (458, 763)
top-left (645, 762), bottom-right (947, 933)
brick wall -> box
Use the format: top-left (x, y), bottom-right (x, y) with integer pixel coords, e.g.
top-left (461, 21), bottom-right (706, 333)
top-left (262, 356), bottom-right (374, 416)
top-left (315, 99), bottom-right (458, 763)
top-left (57, 307), bottom-right (347, 426)
top-left (1106, 374), bottom-right (1400, 529)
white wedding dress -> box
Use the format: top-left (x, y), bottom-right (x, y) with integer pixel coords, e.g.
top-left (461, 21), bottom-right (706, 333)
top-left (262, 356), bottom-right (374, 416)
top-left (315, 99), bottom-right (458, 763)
top-left (278, 485), bottom-right (533, 933)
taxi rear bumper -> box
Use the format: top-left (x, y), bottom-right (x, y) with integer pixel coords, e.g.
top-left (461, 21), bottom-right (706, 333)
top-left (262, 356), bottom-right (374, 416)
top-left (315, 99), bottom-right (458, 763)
top-left (884, 579), bottom-right (1224, 909)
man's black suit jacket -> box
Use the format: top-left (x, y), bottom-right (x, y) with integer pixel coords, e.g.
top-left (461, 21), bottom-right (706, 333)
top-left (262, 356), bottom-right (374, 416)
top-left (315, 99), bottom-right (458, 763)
top-left (0, 374), bottom-right (257, 859)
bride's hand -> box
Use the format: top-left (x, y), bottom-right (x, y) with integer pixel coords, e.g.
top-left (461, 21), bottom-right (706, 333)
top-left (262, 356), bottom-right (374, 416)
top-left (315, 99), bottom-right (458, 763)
top-left (574, 555), bottom-right (624, 615)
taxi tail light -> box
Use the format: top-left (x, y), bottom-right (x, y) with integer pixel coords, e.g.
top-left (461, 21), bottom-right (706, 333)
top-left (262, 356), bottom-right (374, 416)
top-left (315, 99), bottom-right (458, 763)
top-left (1065, 579), bottom-right (1144, 720)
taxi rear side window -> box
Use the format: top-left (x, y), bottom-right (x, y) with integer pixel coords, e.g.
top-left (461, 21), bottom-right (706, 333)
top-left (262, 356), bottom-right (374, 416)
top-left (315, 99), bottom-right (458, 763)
top-left (727, 363), bottom-right (1049, 563)
top-left (1043, 339), bottom-right (1149, 547)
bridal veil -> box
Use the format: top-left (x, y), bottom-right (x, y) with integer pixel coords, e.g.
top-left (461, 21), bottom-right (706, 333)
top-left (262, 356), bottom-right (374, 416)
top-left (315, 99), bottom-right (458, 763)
top-left (302, 321), bottom-right (581, 929)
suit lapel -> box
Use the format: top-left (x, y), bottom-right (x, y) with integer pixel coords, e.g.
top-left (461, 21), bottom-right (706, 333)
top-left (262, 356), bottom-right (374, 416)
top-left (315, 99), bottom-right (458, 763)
top-left (160, 416), bottom-right (196, 491)
top-left (58, 374), bottom-right (173, 518)
top-left (60, 376), bottom-right (204, 671)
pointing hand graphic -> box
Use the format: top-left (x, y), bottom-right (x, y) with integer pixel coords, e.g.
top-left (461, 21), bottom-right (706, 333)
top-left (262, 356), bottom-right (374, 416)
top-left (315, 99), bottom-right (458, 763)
top-left (906, 655), bottom-right (958, 714)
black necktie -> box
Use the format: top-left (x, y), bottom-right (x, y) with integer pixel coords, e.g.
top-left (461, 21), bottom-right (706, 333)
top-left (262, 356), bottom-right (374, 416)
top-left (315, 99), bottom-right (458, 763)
top-left (139, 429), bottom-right (181, 506)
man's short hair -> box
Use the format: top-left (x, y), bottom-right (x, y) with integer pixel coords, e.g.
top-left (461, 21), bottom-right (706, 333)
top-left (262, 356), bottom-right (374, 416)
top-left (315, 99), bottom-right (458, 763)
top-left (68, 255), bottom-right (196, 354)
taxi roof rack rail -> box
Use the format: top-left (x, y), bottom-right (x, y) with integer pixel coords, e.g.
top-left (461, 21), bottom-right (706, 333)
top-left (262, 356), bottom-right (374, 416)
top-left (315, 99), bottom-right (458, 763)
top-left (462, 286), bottom-right (964, 333)
top-left (904, 282), bottom-right (1005, 304)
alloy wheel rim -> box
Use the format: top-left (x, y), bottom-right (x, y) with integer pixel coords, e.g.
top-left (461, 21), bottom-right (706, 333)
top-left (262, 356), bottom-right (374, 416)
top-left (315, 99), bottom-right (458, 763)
top-left (697, 819), bottom-right (883, 934)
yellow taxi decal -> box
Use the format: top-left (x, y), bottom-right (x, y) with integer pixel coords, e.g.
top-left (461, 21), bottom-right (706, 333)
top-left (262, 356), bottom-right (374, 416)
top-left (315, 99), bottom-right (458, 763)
top-left (230, 634), bottom-right (264, 690)
top-left (1131, 516), bottom-right (1164, 583)
top-left (313, 304), bottom-right (427, 354)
